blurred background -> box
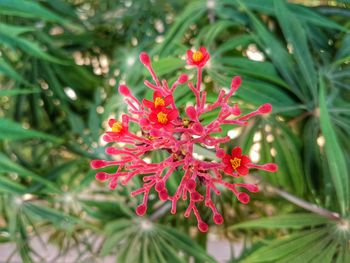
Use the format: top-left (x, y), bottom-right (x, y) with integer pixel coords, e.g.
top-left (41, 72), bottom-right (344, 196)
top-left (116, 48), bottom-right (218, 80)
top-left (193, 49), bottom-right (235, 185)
top-left (0, 0), bottom-right (349, 262)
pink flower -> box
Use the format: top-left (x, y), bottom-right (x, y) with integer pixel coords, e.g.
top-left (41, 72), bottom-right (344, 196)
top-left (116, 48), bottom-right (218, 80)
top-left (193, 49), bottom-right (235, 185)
top-left (105, 118), bottom-right (128, 138)
top-left (90, 48), bottom-right (278, 233)
top-left (148, 107), bottom-right (178, 129)
top-left (143, 91), bottom-right (173, 110)
top-left (222, 147), bottom-right (251, 176)
top-left (186, 47), bottom-right (210, 68)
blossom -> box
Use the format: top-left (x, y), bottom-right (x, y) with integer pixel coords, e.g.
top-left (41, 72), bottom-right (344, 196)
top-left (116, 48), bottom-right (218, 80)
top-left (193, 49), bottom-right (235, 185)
top-left (222, 147), bottom-right (251, 176)
top-left (91, 46), bottom-right (278, 232)
top-left (143, 91), bottom-right (173, 110)
top-left (148, 107), bottom-right (179, 130)
top-left (187, 47), bottom-right (210, 68)
top-left (105, 118), bottom-right (128, 138)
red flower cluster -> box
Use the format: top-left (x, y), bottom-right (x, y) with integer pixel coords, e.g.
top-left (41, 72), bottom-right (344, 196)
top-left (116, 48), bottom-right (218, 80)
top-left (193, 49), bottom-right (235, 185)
top-left (91, 47), bottom-right (278, 232)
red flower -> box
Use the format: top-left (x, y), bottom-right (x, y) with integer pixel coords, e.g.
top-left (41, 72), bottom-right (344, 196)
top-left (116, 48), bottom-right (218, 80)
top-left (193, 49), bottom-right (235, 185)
top-left (148, 107), bottom-right (178, 129)
top-left (143, 91), bottom-right (173, 110)
top-left (106, 118), bottom-right (128, 137)
top-left (222, 147), bottom-right (251, 176)
top-left (186, 47), bottom-right (210, 68)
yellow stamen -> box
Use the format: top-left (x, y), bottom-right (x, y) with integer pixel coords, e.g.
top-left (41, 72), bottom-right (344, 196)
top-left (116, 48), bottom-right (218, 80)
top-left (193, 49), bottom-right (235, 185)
top-left (230, 157), bottom-right (241, 170)
top-left (112, 122), bottom-right (123, 133)
top-left (157, 112), bottom-right (168, 124)
top-left (154, 97), bottom-right (165, 108)
top-left (192, 51), bottom-right (204, 62)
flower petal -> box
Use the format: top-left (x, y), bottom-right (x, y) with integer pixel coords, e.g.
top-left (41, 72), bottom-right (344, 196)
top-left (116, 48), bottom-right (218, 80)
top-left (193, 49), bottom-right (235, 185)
top-left (167, 109), bottom-right (179, 121)
top-left (241, 156), bottom-right (251, 165)
top-left (237, 165), bottom-right (249, 176)
top-left (153, 91), bottom-right (162, 100)
top-left (224, 165), bottom-right (234, 175)
top-left (164, 95), bottom-right (173, 106)
top-left (143, 99), bottom-right (154, 109)
top-left (231, 147), bottom-right (242, 158)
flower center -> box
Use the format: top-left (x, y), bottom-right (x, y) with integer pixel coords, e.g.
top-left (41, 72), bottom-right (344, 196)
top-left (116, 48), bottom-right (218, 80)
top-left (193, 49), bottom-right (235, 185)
top-left (230, 157), bottom-right (241, 170)
top-left (112, 122), bottom-right (123, 133)
top-left (192, 51), bottom-right (203, 62)
top-left (157, 112), bottom-right (168, 124)
top-left (154, 97), bottom-right (165, 108)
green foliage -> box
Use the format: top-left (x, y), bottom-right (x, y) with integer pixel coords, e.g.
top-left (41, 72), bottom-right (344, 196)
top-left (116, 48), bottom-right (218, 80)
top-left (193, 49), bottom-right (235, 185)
top-left (0, 0), bottom-right (349, 262)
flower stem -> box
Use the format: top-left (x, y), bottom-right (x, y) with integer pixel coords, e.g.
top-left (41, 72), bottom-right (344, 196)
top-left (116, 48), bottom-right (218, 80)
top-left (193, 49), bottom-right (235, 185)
top-left (265, 183), bottom-right (341, 221)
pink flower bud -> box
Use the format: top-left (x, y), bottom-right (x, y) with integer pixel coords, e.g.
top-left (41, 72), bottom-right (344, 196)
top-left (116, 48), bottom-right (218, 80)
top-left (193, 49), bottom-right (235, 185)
top-left (118, 85), bottom-right (130, 96)
top-left (231, 104), bottom-right (241, 116)
top-left (231, 76), bottom-right (242, 91)
top-left (198, 222), bottom-right (208, 232)
top-left (90, 160), bottom-right (107, 169)
top-left (246, 184), bottom-right (259, 193)
top-left (178, 74), bottom-right (188, 84)
top-left (191, 192), bottom-right (203, 202)
top-left (108, 180), bottom-right (117, 190)
top-left (263, 163), bottom-right (278, 172)
top-left (258, 103), bottom-right (272, 114)
top-left (139, 52), bottom-right (150, 66)
top-left (192, 123), bottom-right (203, 134)
top-left (237, 192), bottom-right (250, 204)
top-left (216, 149), bottom-right (225, 158)
top-left (186, 106), bottom-right (197, 120)
top-left (186, 179), bottom-right (196, 191)
top-left (95, 172), bottom-right (108, 182)
top-left (136, 204), bottom-right (147, 216)
top-left (159, 190), bottom-right (169, 201)
top-left (140, 118), bottom-right (149, 126)
top-left (213, 214), bottom-right (223, 225)
top-left (155, 181), bottom-right (165, 191)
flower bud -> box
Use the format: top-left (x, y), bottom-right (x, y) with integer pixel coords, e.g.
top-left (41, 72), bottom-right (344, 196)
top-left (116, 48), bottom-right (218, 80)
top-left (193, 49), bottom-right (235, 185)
top-left (186, 106), bottom-right (197, 120)
top-left (216, 149), bottom-right (225, 158)
top-left (95, 172), bottom-right (108, 182)
top-left (139, 52), bottom-right (150, 66)
top-left (178, 74), bottom-right (188, 84)
top-left (155, 181), bottom-right (165, 191)
top-left (191, 192), bottom-right (203, 202)
top-left (262, 163), bottom-right (278, 172)
top-left (136, 204), bottom-right (147, 216)
top-left (231, 104), bottom-right (241, 116)
top-left (192, 123), bottom-right (203, 135)
top-left (186, 179), bottom-right (196, 191)
top-left (108, 180), bottom-right (117, 190)
top-left (198, 222), bottom-right (208, 232)
top-left (237, 192), bottom-right (250, 204)
top-left (258, 103), bottom-right (272, 114)
top-left (159, 190), bottom-right (169, 201)
top-left (90, 160), bottom-right (107, 169)
top-left (118, 85), bottom-right (130, 96)
top-left (213, 214), bottom-right (223, 225)
top-left (231, 76), bottom-right (242, 91)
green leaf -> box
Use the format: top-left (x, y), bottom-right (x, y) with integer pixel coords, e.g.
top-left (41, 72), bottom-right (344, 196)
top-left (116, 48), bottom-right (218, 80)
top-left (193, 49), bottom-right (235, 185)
top-left (157, 224), bottom-right (216, 263)
top-left (278, 236), bottom-right (332, 263)
top-left (0, 176), bottom-right (26, 194)
top-left (230, 213), bottom-right (330, 230)
top-left (319, 77), bottom-right (349, 215)
top-left (0, 118), bottom-right (63, 143)
top-left (273, 0), bottom-right (317, 99)
top-left (242, 229), bottom-right (328, 263)
top-left (0, 153), bottom-right (60, 193)
top-left (152, 57), bottom-right (186, 76)
top-left (0, 32), bottom-right (66, 64)
top-left (0, 58), bottom-right (28, 84)
top-left (0, 88), bottom-right (40, 96)
top-left (0, 23), bottom-right (34, 36)
top-left (0, 0), bottom-right (69, 24)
